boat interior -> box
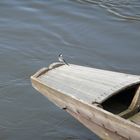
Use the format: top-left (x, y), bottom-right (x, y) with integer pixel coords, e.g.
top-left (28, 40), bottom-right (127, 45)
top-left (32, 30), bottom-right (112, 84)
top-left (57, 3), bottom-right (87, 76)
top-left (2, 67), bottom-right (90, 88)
top-left (101, 84), bottom-right (140, 124)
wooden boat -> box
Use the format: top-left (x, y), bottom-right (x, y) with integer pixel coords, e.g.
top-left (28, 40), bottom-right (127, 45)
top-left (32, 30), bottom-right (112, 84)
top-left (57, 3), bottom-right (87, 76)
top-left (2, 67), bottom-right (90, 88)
top-left (31, 62), bottom-right (140, 140)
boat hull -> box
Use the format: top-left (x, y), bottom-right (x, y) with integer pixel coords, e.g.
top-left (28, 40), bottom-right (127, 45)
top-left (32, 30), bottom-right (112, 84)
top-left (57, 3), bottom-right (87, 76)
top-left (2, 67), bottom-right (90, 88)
top-left (31, 73), bottom-right (140, 140)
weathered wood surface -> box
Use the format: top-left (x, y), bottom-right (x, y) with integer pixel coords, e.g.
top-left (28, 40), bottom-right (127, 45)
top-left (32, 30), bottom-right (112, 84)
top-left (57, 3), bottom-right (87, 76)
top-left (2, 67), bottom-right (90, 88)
top-left (129, 111), bottom-right (140, 125)
top-left (37, 63), bottom-right (140, 104)
top-left (31, 63), bottom-right (140, 140)
top-left (67, 109), bottom-right (127, 140)
top-left (129, 86), bottom-right (140, 110)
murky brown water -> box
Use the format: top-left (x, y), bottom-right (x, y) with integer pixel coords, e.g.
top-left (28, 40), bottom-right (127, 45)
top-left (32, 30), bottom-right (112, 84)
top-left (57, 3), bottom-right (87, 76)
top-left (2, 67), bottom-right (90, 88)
top-left (0, 0), bottom-right (140, 140)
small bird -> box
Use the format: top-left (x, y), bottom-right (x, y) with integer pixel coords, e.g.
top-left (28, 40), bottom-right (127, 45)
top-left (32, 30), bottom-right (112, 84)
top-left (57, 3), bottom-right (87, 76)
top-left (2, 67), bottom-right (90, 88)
top-left (58, 53), bottom-right (69, 66)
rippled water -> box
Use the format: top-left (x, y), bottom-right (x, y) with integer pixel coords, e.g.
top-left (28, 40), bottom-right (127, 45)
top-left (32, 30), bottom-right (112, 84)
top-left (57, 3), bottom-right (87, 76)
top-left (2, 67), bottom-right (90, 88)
top-left (0, 0), bottom-right (140, 140)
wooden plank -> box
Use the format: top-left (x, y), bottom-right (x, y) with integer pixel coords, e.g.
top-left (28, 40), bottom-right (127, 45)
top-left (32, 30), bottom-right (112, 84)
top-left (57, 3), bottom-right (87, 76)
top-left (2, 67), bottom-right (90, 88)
top-left (129, 86), bottom-right (140, 110)
top-left (129, 112), bottom-right (140, 125)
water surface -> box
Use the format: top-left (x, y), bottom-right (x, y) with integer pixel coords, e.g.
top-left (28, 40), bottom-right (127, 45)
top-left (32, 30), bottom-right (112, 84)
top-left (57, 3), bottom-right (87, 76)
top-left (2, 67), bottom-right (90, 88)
top-left (0, 0), bottom-right (140, 140)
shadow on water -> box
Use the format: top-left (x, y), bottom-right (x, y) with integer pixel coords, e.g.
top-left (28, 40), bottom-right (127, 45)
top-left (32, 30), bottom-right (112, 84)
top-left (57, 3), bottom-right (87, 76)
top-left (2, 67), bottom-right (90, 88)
top-left (0, 0), bottom-right (140, 140)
